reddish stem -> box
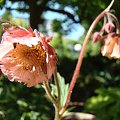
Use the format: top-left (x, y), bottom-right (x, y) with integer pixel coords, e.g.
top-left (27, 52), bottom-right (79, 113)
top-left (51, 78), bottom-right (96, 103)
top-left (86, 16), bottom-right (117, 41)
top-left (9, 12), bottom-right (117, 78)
top-left (59, 4), bottom-right (112, 116)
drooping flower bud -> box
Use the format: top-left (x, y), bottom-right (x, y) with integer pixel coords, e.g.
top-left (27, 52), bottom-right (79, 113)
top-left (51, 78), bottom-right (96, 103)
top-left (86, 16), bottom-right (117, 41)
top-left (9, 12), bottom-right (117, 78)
top-left (92, 32), bottom-right (102, 43)
top-left (104, 22), bottom-right (115, 33)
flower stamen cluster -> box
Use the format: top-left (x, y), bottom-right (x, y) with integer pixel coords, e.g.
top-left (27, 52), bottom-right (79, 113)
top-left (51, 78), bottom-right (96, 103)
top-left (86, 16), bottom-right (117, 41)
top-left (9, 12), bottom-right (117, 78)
top-left (12, 44), bottom-right (46, 71)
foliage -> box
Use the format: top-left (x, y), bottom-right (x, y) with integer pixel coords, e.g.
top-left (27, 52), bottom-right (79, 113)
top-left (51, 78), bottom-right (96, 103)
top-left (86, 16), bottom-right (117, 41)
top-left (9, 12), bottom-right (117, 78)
top-left (0, 1), bottom-right (120, 119)
top-left (0, 0), bottom-right (5, 8)
top-left (0, 10), bottom-right (28, 35)
top-left (84, 87), bottom-right (120, 120)
top-left (0, 10), bottom-right (12, 35)
top-left (51, 31), bottom-right (120, 104)
top-left (0, 75), bottom-right (54, 120)
top-left (52, 20), bottom-right (64, 34)
top-left (51, 73), bottom-right (69, 108)
top-left (1, 0), bottom-right (119, 32)
top-left (51, 33), bottom-right (81, 59)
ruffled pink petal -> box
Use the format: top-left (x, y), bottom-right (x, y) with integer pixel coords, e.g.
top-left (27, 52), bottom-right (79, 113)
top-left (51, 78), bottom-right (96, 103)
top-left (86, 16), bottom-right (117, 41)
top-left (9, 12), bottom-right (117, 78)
top-left (0, 65), bottom-right (14, 81)
top-left (111, 39), bottom-right (120, 58)
top-left (1, 64), bottom-right (48, 87)
top-left (46, 37), bottom-right (53, 42)
top-left (31, 67), bottom-right (48, 86)
top-left (0, 57), bottom-right (16, 70)
top-left (101, 40), bottom-right (114, 57)
top-left (0, 42), bottom-right (13, 60)
top-left (3, 26), bottom-right (30, 38)
top-left (1, 26), bottom-right (36, 45)
top-left (47, 56), bottom-right (55, 79)
top-left (15, 67), bottom-right (48, 87)
top-left (105, 33), bottom-right (118, 45)
top-left (27, 26), bottom-right (34, 34)
top-left (2, 32), bottom-right (40, 47)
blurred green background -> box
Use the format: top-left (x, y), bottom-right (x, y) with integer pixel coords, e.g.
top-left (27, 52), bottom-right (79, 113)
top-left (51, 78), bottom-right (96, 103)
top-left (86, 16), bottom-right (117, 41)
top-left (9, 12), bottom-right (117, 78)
top-left (0, 0), bottom-right (120, 120)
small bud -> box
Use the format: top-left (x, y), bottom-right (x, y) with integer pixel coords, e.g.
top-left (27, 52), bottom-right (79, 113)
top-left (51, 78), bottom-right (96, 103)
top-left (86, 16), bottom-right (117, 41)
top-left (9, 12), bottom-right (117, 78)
top-left (92, 32), bottom-right (102, 43)
top-left (104, 22), bottom-right (115, 33)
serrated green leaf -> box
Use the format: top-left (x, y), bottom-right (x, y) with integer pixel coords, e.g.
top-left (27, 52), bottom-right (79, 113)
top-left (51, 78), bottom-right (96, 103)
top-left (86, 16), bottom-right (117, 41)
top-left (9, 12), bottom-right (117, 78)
top-left (51, 72), bottom-right (69, 108)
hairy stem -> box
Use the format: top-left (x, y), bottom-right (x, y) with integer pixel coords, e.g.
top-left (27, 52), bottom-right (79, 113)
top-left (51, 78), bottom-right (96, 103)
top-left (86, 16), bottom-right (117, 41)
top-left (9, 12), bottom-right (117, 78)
top-left (54, 67), bottom-right (61, 106)
top-left (43, 81), bottom-right (56, 105)
top-left (43, 81), bottom-right (60, 120)
top-left (59, 0), bottom-right (114, 116)
top-left (54, 105), bottom-right (61, 120)
top-left (53, 67), bottom-right (61, 120)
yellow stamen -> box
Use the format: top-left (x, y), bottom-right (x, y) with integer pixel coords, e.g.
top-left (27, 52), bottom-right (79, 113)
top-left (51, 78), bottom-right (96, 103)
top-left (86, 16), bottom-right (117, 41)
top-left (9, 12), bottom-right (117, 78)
top-left (12, 44), bottom-right (46, 70)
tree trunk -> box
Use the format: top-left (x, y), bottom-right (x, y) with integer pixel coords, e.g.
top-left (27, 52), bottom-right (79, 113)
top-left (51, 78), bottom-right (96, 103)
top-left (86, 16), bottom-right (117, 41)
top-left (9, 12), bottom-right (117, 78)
top-left (28, 0), bottom-right (48, 29)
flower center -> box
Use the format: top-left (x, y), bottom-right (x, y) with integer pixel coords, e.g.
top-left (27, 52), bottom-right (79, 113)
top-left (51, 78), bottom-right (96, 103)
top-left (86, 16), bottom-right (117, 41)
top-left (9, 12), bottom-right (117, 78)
top-left (12, 44), bottom-right (46, 70)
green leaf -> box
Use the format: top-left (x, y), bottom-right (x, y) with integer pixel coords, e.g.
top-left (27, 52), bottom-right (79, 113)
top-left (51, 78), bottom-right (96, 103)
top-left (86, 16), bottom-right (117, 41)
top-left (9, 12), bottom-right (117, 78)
top-left (51, 73), bottom-right (69, 108)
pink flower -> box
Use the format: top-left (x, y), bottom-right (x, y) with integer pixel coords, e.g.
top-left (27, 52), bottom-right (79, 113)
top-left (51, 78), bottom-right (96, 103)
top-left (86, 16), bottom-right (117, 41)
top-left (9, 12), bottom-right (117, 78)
top-left (0, 22), bottom-right (57, 87)
top-left (101, 33), bottom-right (120, 59)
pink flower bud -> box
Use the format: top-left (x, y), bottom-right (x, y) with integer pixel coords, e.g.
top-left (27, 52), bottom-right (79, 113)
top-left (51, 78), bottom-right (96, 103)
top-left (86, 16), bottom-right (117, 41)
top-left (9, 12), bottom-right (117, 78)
top-left (92, 32), bottom-right (102, 43)
top-left (104, 22), bottom-right (115, 33)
